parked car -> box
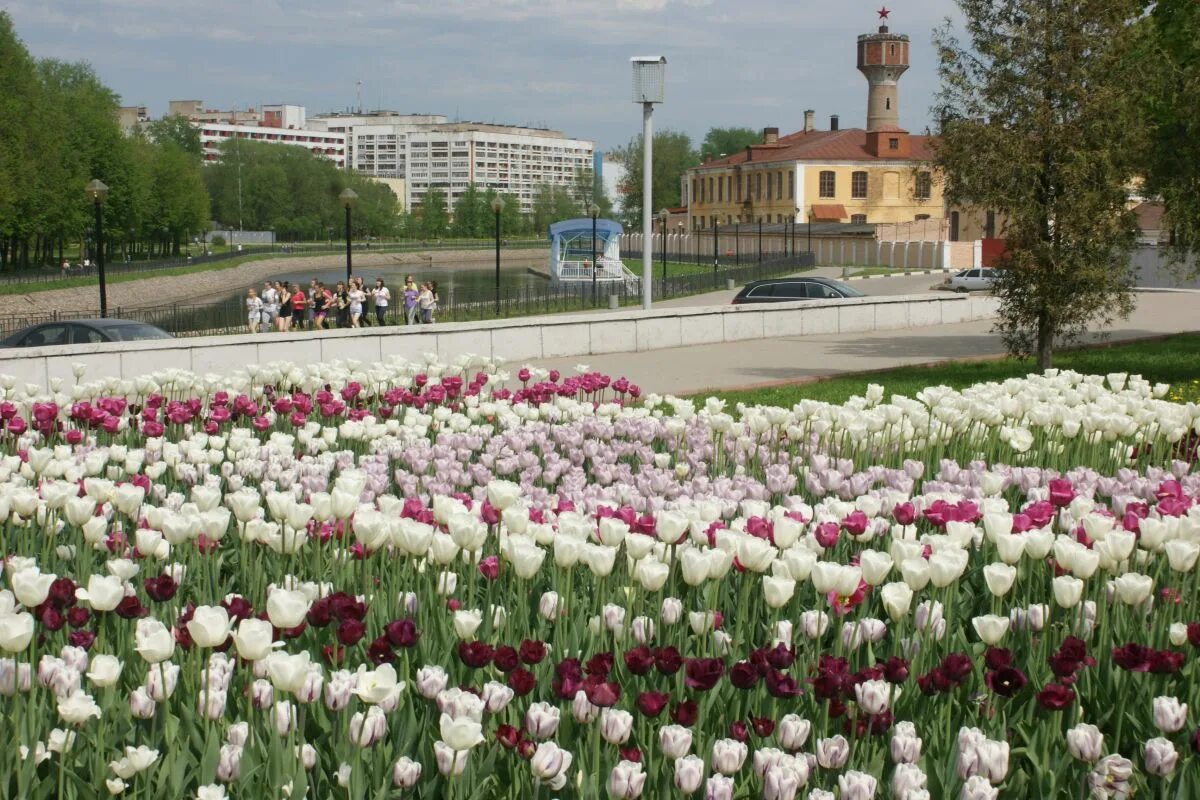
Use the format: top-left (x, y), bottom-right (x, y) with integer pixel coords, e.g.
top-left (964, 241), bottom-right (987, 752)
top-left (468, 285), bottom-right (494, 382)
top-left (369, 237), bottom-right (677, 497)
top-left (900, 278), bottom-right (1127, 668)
top-left (731, 277), bottom-right (866, 305)
top-left (0, 319), bottom-right (174, 348)
top-left (946, 267), bottom-right (1001, 292)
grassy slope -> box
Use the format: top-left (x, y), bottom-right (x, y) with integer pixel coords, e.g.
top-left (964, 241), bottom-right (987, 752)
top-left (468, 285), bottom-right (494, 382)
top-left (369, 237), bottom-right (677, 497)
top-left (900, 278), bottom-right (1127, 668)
top-left (697, 333), bottom-right (1200, 406)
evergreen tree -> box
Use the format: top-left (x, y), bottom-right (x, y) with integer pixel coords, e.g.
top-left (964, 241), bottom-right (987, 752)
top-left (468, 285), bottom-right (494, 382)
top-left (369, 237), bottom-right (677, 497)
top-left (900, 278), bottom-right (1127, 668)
top-left (934, 0), bottom-right (1145, 368)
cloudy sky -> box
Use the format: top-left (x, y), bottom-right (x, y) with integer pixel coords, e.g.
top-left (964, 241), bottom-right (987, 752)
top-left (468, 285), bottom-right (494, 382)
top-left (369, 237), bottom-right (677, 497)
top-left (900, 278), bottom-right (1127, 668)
top-left (8, 0), bottom-right (963, 151)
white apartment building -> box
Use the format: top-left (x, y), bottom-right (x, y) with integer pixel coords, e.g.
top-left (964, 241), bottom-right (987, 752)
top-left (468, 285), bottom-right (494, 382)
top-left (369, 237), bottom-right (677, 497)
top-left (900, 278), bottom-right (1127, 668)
top-left (198, 122), bottom-right (346, 167)
top-left (404, 124), bottom-right (594, 214)
top-left (309, 112), bottom-right (448, 178)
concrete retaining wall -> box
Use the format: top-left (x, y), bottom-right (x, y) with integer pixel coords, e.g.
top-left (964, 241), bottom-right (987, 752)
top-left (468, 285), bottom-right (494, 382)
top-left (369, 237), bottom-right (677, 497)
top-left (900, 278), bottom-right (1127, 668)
top-left (0, 294), bottom-right (999, 390)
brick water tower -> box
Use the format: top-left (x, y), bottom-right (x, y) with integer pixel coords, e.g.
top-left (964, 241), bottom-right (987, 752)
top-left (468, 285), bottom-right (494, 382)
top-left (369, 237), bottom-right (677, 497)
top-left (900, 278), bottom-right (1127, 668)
top-left (857, 7), bottom-right (910, 131)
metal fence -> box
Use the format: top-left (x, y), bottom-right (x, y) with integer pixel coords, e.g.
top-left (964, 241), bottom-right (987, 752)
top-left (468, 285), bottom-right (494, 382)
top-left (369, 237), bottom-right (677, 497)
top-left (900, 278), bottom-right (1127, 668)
top-left (0, 251), bottom-right (815, 340)
top-left (0, 239), bottom-right (550, 288)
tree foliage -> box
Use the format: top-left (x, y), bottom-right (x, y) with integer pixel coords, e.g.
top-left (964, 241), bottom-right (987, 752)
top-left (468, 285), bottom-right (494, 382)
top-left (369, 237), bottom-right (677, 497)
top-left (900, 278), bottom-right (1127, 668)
top-left (610, 130), bottom-right (698, 229)
top-left (203, 140), bottom-right (399, 240)
top-left (0, 12), bottom-right (209, 269)
top-left (698, 127), bottom-right (761, 162)
top-left (1138, 0), bottom-right (1200, 261)
top-left (933, 0), bottom-right (1145, 368)
top-left (146, 114), bottom-right (202, 156)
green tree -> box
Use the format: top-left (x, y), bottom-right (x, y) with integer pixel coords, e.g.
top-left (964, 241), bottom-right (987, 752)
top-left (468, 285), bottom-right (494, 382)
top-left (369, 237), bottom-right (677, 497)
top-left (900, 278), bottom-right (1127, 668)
top-left (451, 184), bottom-right (488, 238)
top-left (1139, 0), bottom-right (1200, 260)
top-left (933, 0), bottom-right (1144, 369)
top-left (146, 114), bottom-right (202, 156)
top-left (698, 127), bottom-right (761, 162)
top-left (419, 187), bottom-right (450, 238)
top-left (610, 130), bottom-right (697, 229)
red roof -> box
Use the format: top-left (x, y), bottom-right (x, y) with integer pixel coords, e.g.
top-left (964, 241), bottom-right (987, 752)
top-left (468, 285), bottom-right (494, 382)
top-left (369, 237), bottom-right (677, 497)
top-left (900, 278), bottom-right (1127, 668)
top-left (696, 128), bottom-right (936, 168)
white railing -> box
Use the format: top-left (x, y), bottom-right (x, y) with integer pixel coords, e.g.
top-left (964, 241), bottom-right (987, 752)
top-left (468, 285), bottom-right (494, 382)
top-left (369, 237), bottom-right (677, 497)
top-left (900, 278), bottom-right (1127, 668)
top-left (557, 259), bottom-right (636, 282)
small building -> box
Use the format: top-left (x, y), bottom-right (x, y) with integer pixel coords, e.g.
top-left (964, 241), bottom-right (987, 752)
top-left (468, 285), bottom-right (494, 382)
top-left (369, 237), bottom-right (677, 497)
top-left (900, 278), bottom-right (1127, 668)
top-left (683, 11), bottom-right (942, 230)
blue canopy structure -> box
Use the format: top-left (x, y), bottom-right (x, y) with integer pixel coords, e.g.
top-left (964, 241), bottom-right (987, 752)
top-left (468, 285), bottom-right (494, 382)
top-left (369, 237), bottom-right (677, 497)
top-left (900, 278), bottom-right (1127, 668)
top-left (547, 218), bottom-right (635, 285)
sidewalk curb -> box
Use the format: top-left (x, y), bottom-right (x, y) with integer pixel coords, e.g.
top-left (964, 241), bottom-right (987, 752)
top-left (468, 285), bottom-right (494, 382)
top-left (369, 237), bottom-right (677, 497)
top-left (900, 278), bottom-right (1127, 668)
top-left (840, 269), bottom-right (953, 282)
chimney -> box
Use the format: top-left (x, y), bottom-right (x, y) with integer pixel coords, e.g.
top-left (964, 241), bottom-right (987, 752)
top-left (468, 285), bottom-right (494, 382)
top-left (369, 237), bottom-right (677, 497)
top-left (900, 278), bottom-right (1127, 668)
top-left (830, 115), bottom-right (840, 131)
top-left (762, 127), bottom-right (779, 144)
top-left (803, 110), bottom-right (815, 133)
top-left (745, 145), bottom-right (753, 162)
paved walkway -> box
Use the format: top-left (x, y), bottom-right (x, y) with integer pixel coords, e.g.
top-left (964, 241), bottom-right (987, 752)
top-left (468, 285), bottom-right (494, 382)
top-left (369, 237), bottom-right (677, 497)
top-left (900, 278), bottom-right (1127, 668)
top-left (531, 291), bottom-right (1199, 395)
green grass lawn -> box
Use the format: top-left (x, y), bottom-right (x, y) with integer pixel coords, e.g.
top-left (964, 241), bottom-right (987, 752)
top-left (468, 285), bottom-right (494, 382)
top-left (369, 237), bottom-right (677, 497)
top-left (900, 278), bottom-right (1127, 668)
top-left (844, 266), bottom-right (918, 278)
top-left (697, 333), bottom-right (1200, 407)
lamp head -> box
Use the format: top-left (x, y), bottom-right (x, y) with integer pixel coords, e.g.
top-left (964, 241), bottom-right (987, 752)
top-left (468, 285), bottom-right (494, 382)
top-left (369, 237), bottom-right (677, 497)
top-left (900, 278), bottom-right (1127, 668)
top-left (339, 187), bottom-right (358, 208)
top-left (85, 179), bottom-right (109, 203)
top-left (490, 197), bottom-right (504, 214)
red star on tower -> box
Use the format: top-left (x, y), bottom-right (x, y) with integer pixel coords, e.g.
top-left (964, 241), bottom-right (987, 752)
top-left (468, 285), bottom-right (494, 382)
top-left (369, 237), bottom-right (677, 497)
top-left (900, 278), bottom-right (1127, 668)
top-left (878, 6), bottom-right (891, 20)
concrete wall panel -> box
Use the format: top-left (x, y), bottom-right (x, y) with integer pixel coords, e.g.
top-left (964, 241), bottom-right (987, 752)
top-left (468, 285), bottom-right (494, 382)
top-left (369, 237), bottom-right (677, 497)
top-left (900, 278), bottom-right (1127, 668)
top-left (636, 317), bottom-right (683, 352)
top-left (491, 327), bottom-right (544, 361)
top-left (541, 324), bottom-right (591, 359)
top-left (589, 321), bottom-right (637, 355)
top-left (723, 311), bottom-right (765, 342)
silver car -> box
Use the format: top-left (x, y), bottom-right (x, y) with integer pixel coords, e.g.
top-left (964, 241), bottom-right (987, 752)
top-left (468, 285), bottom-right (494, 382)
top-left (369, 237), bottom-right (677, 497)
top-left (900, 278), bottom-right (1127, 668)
top-left (946, 268), bottom-right (1000, 292)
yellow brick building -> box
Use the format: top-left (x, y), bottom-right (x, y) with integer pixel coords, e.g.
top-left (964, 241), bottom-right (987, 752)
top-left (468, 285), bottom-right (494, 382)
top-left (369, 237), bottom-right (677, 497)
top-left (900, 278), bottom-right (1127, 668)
top-left (684, 13), bottom-right (945, 230)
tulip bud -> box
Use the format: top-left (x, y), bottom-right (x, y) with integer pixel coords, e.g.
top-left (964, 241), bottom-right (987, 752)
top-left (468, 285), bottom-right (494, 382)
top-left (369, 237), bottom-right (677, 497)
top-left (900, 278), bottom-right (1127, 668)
top-left (1152, 696), bottom-right (1188, 733)
top-left (958, 775), bottom-right (999, 800)
top-left (711, 738), bottom-right (748, 775)
top-left (660, 597), bottom-right (683, 625)
top-left (571, 690), bottom-right (598, 724)
top-left (526, 701), bottom-right (561, 738)
top-left (704, 775), bottom-right (734, 800)
top-left (601, 708), bottom-right (634, 745)
top-left (216, 744), bottom-right (242, 782)
top-left (434, 741), bottom-right (468, 776)
top-left (777, 714), bottom-right (811, 752)
top-left (1066, 723), bottom-right (1104, 763)
top-left (1144, 737), bottom-right (1178, 777)
top-left (659, 724), bottom-right (693, 760)
top-left (393, 756), bottom-right (422, 788)
top-left (891, 762), bottom-right (927, 798)
top-left (606, 760), bottom-right (646, 799)
top-left (890, 721), bottom-right (922, 763)
top-left (838, 770), bottom-right (877, 800)
top-left (674, 755), bottom-right (704, 793)
top-left (538, 592), bottom-right (560, 620)
top-left (816, 736), bottom-right (849, 770)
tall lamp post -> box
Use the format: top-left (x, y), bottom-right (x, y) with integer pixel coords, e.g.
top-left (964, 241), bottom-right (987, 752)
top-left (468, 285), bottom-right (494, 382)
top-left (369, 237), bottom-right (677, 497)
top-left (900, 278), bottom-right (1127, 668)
top-left (659, 209), bottom-right (669, 286)
top-left (339, 188), bottom-right (357, 283)
top-left (631, 56), bottom-right (666, 311)
top-left (588, 203), bottom-right (599, 305)
top-left (491, 197), bottom-right (504, 315)
top-left (85, 179), bottom-right (109, 317)
top-left (712, 219), bottom-right (719, 286)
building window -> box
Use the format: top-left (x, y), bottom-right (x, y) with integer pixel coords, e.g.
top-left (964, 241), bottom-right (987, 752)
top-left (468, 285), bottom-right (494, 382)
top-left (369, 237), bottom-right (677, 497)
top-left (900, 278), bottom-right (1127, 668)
top-left (718, 176), bottom-right (723, 202)
top-left (819, 171), bottom-right (836, 198)
top-left (736, 175), bottom-right (742, 202)
top-left (766, 173), bottom-right (772, 199)
top-left (985, 210), bottom-right (996, 239)
top-left (915, 214), bottom-right (930, 221)
top-left (788, 171), bottom-right (794, 199)
top-left (692, 179), bottom-right (699, 204)
top-left (886, 98), bottom-right (891, 111)
top-left (851, 171), bottom-right (868, 199)
top-left (756, 174), bottom-right (762, 200)
top-left (777, 172), bottom-right (784, 200)
top-left (728, 176), bottom-right (734, 201)
top-left (950, 211), bottom-right (960, 242)
top-left (888, 138), bottom-right (899, 150)
top-left (915, 171), bottom-right (932, 200)
top-left (851, 214), bottom-right (867, 224)
top-left (707, 177), bottom-right (714, 203)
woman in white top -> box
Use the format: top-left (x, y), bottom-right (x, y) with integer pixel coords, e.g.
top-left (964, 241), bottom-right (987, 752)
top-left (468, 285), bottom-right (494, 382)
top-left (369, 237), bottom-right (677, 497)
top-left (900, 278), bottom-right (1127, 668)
top-left (348, 284), bottom-right (366, 327)
top-left (245, 288), bottom-right (263, 334)
top-left (260, 281), bottom-right (279, 328)
top-left (417, 282), bottom-right (435, 324)
top-left (373, 278), bottom-right (390, 325)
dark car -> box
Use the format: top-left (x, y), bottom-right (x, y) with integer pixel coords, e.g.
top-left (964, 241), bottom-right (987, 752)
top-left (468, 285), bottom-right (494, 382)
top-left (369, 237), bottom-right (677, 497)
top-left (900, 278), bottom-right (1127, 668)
top-left (731, 277), bottom-right (866, 305)
top-left (0, 319), bottom-right (174, 348)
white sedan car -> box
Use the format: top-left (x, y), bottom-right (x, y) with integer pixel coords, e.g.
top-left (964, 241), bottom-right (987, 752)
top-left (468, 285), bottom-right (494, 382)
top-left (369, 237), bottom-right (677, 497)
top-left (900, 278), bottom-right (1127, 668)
top-left (946, 267), bottom-right (1000, 292)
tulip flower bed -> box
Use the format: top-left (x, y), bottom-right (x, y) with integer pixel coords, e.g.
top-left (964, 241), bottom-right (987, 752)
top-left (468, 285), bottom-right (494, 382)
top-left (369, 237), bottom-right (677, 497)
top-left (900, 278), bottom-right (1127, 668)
top-left (0, 358), bottom-right (1198, 800)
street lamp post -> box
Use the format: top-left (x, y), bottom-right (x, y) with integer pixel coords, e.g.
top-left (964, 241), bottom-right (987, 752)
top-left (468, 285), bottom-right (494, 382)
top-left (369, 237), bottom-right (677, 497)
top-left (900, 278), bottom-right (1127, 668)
top-left (588, 203), bottom-right (599, 306)
top-left (712, 220), bottom-right (719, 287)
top-left (339, 188), bottom-right (357, 283)
top-left (85, 179), bottom-right (109, 317)
top-left (659, 209), bottom-right (669, 287)
top-left (491, 197), bottom-right (504, 315)
top-left (632, 56), bottom-right (666, 311)
top-left (807, 210), bottom-right (813, 256)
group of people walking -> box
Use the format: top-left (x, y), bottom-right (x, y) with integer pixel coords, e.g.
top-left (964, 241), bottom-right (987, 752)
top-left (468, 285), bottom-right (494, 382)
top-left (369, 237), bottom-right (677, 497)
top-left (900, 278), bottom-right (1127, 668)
top-left (244, 275), bottom-right (439, 334)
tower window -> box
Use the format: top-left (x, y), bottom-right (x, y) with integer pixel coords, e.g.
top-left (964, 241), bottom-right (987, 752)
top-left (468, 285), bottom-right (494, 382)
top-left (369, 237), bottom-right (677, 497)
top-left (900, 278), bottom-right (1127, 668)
top-left (851, 171), bottom-right (868, 199)
top-left (888, 138), bottom-right (900, 150)
top-left (886, 98), bottom-right (891, 111)
top-left (819, 171), bottom-right (836, 198)
top-left (915, 172), bottom-right (932, 199)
